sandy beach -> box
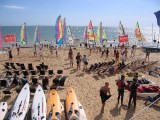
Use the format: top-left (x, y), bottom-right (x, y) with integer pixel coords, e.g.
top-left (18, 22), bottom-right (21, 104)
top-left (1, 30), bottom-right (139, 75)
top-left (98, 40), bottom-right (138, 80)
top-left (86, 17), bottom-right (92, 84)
top-left (0, 46), bottom-right (160, 120)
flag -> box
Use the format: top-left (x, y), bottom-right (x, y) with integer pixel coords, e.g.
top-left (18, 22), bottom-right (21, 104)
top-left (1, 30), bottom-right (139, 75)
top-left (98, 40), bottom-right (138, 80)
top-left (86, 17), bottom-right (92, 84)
top-left (4, 34), bottom-right (16, 42)
top-left (154, 10), bottom-right (160, 27)
top-left (119, 35), bottom-right (128, 43)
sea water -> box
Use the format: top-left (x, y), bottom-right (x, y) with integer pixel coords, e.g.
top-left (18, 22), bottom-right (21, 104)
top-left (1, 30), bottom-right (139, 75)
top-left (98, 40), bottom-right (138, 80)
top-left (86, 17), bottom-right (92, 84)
top-left (1, 26), bottom-right (160, 47)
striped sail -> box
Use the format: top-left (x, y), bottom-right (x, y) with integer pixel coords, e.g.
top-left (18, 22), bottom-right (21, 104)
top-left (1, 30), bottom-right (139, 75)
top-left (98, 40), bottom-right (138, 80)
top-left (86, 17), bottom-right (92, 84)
top-left (55, 15), bottom-right (63, 44)
top-left (135, 22), bottom-right (142, 41)
top-left (67, 26), bottom-right (74, 45)
top-left (87, 20), bottom-right (95, 41)
top-left (0, 26), bottom-right (2, 48)
top-left (34, 25), bottom-right (40, 44)
top-left (97, 22), bottom-right (103, 43)
top-left (102, 29), bottom-right (107, 46)
top-left (21, 22), bottom-right (27, 44)
top-left (83, 27), bottom-right (87, 43)
top-left (62, 18), bottom-right (67, 44)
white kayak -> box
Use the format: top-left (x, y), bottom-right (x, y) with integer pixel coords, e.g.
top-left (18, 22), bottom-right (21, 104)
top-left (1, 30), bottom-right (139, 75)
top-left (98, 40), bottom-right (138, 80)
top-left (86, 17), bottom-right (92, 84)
top-left (32, 85), bottom-right (46, 120)
top-left (9, 83), bottom-right (30, 120)
top-left (0, 102), bottom-right (8, 120)
top-left (78, 101), bottom-right (87, 120)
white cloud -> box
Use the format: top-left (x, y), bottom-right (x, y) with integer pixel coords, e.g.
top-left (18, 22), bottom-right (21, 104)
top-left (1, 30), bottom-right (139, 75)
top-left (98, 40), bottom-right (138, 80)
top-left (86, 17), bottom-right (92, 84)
top-left (4, 5), bottom-right (26, 9)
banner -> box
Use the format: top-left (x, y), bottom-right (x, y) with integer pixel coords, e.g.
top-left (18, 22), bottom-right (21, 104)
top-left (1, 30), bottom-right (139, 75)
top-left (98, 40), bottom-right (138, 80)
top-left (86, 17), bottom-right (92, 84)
top-left (4, 34), bottom-right (16, 42)
top-left (119, 35), bottom-right (128, 43)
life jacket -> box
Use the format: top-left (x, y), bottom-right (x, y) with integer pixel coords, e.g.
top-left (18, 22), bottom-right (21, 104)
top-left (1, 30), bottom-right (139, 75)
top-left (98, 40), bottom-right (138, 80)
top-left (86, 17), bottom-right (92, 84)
top-left (117, 80), bottom-right (124, 89)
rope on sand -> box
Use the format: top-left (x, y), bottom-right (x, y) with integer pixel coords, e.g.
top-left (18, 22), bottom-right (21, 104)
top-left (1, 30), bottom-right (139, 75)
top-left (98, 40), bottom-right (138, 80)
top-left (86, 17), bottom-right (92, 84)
top-left (129, 97), bottom-right (160, 120)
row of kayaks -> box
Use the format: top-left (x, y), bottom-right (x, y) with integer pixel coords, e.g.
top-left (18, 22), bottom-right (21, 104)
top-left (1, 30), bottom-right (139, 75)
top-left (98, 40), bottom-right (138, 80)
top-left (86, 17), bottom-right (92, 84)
top-left (0, 84), bottom-right (87, 120)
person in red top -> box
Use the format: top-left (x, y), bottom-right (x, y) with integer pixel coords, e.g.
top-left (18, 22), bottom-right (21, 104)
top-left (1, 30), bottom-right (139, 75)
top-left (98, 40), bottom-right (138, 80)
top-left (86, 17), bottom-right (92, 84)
top-left (115, 50), bottom-right (119, 64)
top-left (116, 74), bottom-right (126, 105)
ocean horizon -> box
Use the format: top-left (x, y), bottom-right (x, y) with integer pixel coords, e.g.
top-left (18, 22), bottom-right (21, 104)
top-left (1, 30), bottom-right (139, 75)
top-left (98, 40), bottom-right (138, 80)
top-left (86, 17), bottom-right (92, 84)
top-left (1, 26), bottom-right (160, 45)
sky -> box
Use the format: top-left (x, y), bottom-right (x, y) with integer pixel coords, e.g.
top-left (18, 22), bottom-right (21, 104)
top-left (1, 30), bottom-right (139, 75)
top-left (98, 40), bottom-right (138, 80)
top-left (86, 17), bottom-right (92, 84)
top-left (0, 0), bottom-right (160, 27)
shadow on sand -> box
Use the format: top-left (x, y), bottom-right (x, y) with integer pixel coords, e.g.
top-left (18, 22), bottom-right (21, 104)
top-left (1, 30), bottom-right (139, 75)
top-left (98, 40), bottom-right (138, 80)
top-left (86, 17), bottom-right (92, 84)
top-left (110, 103), bottom-right (122, 117)
top-left (94, 113), bottom-right (103, 120)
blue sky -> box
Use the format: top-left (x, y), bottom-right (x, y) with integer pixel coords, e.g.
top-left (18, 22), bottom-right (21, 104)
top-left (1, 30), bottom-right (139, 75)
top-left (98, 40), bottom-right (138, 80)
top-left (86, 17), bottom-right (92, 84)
top-left (0, 0), bottom-right (159, 27)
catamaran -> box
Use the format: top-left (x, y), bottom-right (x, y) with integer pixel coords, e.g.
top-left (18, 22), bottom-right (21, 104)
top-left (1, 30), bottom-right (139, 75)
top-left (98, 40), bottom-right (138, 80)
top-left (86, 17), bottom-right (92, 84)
top-left (87, 20), bottom-right (96, 45)
top-left (21, 22), bottom-right (27, 44)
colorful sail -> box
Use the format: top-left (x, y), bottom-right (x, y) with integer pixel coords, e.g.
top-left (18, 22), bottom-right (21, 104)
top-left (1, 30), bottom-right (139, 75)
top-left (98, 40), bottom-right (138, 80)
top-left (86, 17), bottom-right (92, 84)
top-left (0, 26), bottom-right (2, 48)
top-left (34, 25), bottom-right (40, 44)
top-left (102, 29), bottom-right (107, 40)
top-left (55, 15), bottom-right (63, 44)
top-left (67, 26), bottom-right (74, 45)
top-left (62, 18), bottom-right (67, 44)
top-left (87, 20), bottom-right (95, 41)
top-left (83, 27), bottom-right (87, 43)
top-left (135, 22), bottom-right (142, 41)
top-left (102, 29), bottom-right (107, 46)
top-left (21, 22), bottom-right (27, 44)
top-left (97, 22), bottom-right (103, 43)
top-left (154, 10), bottom-right (160, 27)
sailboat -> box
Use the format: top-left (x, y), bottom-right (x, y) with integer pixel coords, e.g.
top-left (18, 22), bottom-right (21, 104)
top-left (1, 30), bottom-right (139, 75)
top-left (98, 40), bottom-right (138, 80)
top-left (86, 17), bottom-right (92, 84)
top-left (87, 20), bottom-right (96, 45)
top-left (67, 26), bottom-right (74, 46)
top-left (34, 25), bottom-right (40, 44)
top-left (118, 21), bottom-right (128, 43)
top-left (21, 22), bottom-right (27, 44)
top-left (135, 22), bottom-right (146, 46)
top-left (97, 22), bottom-right (103, 44)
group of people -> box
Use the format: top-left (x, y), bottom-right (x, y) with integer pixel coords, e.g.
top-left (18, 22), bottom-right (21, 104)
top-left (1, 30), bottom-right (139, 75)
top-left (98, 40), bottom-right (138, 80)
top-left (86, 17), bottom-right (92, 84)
top-left (99, 72), bottom-right (160, 114)
top-left (68, 47), bottom-right (89, 72)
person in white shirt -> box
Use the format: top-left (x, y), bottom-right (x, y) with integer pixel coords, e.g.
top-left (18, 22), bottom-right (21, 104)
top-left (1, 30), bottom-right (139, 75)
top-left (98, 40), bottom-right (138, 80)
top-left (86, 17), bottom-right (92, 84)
top-left (82, 55), bottom-right (89, 72)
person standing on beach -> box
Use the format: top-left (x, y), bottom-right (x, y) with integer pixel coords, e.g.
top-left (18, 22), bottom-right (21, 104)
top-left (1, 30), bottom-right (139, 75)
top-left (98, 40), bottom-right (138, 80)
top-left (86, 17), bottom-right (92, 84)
top-left (69, 48), bottom-right (73, 67)
top-left (105, 48), bottom-right (109, 59)
top-left (100, 82), bottom-right (111, 113)
top-left (8, 48), bottom-right (13, 61)
top-left (76, 52), bottom-right (82, 70)
top-left (115, 50), bottom-right (119, 64)
top-left (114, 47), bottom-right (117, 57)
top-left (124, 48), bottom-right (128, 59)
top-left (17, 45), bottom-right (20, 55)
top-left (39, 45), bottom-right (43, 59)
top-left (101, 46), bottom-right (105, 57)
top-left (145, 49), bottom-right (150, 62)
top-left (55, 46), bottom-right (58, 57)
top-left (116, 74), bottom-right (126, 105)
top-left (82, 55), bottom-right (89, 72)
top-left (128, 74), bottom-right (139, 109)
top-left (34, 44), bottom-right (37, 57)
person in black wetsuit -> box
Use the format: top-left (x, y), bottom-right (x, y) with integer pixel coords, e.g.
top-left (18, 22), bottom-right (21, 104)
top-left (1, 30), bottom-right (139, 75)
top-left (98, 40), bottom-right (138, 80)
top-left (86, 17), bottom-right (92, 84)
top-left (100, 82), bottom-right (111, 113)
top-left (128, 74), bottom-right (140, 109)
top-left (116, 74), bottom-right (126, 105)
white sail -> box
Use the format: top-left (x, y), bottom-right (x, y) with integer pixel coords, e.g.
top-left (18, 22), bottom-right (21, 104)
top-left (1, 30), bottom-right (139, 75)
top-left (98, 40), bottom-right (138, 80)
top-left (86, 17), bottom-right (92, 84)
top-left (67, 26), bottom-right (74, 45)
top-left (118, 21), bottom-right (125, 35)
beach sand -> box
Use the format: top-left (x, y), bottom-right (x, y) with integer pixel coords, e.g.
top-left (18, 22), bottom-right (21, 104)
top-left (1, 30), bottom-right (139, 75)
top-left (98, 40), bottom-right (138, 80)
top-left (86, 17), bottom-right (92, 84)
top-left (0, 47), bottom-right (160, 120)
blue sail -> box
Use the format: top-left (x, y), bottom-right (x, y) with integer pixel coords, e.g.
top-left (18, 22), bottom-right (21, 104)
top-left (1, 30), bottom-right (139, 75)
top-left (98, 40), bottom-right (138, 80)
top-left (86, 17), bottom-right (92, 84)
top-left (154, 10), bottom-right (160, 27)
